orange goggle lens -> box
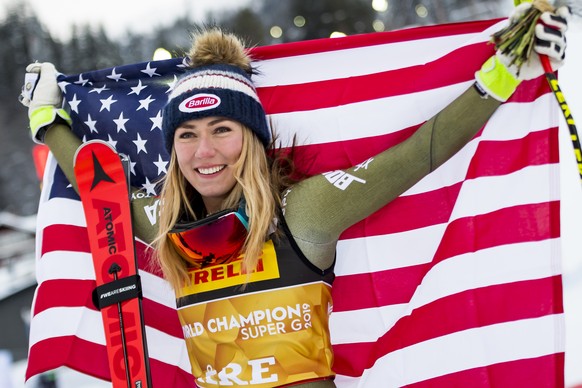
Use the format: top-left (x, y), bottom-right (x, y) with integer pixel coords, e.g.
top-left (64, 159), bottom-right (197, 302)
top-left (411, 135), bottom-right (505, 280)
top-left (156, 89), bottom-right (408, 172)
top-left (168, 209), bottom-right (248, 267)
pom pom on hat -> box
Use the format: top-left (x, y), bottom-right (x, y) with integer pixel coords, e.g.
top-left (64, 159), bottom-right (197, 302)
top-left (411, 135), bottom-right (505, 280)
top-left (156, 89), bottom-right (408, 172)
top-left (162, 29), bottom-right (270, 154)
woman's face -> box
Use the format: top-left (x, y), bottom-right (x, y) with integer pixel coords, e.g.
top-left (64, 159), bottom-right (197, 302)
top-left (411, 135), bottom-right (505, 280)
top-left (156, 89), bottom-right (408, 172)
top-left (173, 116), bottom-right (244, 213)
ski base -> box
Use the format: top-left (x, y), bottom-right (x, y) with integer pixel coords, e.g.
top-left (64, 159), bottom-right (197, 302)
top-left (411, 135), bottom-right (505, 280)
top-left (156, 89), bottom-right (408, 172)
top-left (74, 140), bottom-right (152, 388)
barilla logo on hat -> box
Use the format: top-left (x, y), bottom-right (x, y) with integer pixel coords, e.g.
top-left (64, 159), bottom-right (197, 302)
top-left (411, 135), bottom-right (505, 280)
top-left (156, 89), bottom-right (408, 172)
top-left (179, 93), bottom-right (221, 112)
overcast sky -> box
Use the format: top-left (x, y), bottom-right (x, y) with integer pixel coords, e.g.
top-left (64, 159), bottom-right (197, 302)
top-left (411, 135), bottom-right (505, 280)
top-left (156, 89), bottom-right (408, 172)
top-left (1, 0), bottom-right (251, 40)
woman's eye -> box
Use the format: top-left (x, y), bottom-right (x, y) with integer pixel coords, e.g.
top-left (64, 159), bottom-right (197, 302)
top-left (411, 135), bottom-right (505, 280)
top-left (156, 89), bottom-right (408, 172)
top-left (178, 132), bottom-right (195, 139)
top-left (215, 126), bottom-right (231, 134)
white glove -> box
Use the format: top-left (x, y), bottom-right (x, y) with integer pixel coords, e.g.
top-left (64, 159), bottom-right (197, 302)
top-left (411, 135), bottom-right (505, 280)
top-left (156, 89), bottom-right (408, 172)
top-left (499, 5), bottom-right (570, 80)
top-left (509, 2), bottom-right (534, 23)
top-left (20, 62), bottom-right (71, 143)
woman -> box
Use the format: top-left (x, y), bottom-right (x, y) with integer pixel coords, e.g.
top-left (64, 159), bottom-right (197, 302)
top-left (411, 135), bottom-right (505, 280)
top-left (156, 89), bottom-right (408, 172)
top-left (22, 5), bottom-right (569, 387)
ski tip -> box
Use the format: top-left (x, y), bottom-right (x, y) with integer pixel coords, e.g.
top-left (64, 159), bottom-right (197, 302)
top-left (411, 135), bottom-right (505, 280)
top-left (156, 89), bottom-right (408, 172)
top-left (73, 139), bottom-right (118, 167)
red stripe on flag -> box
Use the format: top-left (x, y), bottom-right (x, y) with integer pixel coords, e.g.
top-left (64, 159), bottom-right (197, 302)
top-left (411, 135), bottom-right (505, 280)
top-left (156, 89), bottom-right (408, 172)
top-left (142, 298), bottom-right (184, 339)
top-left (26, 336), bottom-right (195, 387)
top-left (259, 60), bottom-right (549, 118)
top-left (290, 126), bottom-right (420, 175)
top-left (251, 19), bottom-right (503, 60)
top-left (258, 44), bottom-right (492, 114)
top-left (26, 336), bottom-right (109, 381)
top-left (509, 77), bottom-right (552, 103)
top-left (466, 127), bottom-right (559, 179)
top-left (334, 262), bottom-right (432, 311)
top-left (32, 279), bottom-right (96, 315)
top-left (403, 353), bottom-right (565, 388)
top-left (149, 358), bottom-right (195, 388)
top-left (31, 279), bottom-right (183, 338)
top-left (136, 240), bottom-right (164, 278)
top-left (341, 183), bottom-right (461, 239)
top-left (333, 276), bottom-right (563, 377)
top-left (41, 226), bottom-right (165, 277)
top-left (433, 201), bottom-right (560, 264)
top-left (41, 224), bottom-right (89, 255)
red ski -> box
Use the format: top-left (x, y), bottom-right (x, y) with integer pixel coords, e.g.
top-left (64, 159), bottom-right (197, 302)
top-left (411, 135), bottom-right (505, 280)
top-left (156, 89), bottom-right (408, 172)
top-left (74, 140), bottom-right (152, 388)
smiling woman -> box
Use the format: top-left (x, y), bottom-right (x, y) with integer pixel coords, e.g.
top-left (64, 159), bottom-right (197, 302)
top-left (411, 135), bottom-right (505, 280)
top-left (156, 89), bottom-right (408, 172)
top-left (173, 117), bottom-right (245, 213)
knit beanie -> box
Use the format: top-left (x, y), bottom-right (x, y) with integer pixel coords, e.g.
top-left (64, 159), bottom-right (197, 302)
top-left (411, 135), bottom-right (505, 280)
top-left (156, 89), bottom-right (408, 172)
top-left (162, 30), bottom-right (270, 154)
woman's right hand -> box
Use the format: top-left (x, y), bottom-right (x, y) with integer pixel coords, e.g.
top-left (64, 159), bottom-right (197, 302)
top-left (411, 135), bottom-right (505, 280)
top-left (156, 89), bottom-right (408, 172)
top-left (19, 62), bottom-right (71, 143)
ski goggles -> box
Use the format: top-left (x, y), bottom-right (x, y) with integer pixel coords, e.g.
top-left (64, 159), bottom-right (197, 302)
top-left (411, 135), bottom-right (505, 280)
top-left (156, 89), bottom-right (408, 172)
top-left (168, 208), bottom-right (249, 268)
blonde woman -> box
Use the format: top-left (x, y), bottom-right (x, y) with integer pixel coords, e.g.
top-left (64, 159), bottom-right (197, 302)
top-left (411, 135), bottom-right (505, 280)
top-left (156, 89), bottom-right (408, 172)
top-left (22, 6), bottom-right (569, 387)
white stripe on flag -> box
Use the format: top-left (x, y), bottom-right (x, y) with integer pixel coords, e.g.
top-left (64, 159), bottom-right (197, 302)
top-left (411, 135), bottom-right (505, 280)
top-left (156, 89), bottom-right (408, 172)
top-left (267, 83), bottom-right (471, 146)
top-left (140, 270), bottom-right (178, 308)
top-left (29, 307), bottom-right (192, 373)
top-left (35, 251), bottom-right (177, 310)
top-left (36, 251), bottom-right (95, 282)
top-left (29, 307), bottom-right (105, 347)
top-left (481, 94), bottom-right (559, 141)
top-left (449, 164), bottom-right (560, 221)
top-left (357, 314), bottom-right (564, 387)
top-left (144, 326), bottom-right (192, 373)
top-left (36, 198), bottom-right (85, 229)
top-left (254, 25), bottom-right (504, 87)
top-left (336, 225), bottom-right (448, 275)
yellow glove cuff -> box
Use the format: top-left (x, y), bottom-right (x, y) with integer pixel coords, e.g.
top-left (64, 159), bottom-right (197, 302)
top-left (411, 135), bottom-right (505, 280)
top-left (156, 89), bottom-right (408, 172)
top-left (29, 106), bottom-right (72, 143)
top-left (474, 55), bottom-right (521, 102)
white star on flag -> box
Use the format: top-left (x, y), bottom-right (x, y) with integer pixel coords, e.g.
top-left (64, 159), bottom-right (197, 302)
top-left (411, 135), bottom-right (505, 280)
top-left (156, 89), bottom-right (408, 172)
top-left (137, 95), bottom-right (155, 111)
top-left (68, 94), bottom-right (81, 113)
top-left (113, 112), bottom-right (129, 133)
top-left (141, 62), bottom-right (160, 77)
top-left (153, 154), bottom-right (168, 175)
top-left (74, 73), bottom-right (90, 86)
top-left (150, 111), bottom-right (163, 131)
top-left (141, 177), bottom-right (157, 196)
top-left (129, 80), bottom-right (147, 96)
top-left (166, 75), bottom-right (178, 93)
top-left (89, 85), bottom-right (109, 94)
top-left (84, 113), bottom-right (98, 133)
top-left (99, 95), bottom-right (117, 112)
top-left (133, 133), bottom-right (147, 154)
top-left (106, 134), bottom-right (117, 149)
top-left (107, 67), bottom-right (127, 82)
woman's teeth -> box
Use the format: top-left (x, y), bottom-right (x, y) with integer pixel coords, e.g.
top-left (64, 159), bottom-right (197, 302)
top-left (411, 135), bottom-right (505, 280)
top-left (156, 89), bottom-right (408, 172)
top-left (197, 165), bottom-right (225, 175)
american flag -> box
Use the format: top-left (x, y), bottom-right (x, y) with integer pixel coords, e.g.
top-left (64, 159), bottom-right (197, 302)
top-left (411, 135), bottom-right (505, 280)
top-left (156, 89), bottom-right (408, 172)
top-left (26, 18), bottom-right (564, 387)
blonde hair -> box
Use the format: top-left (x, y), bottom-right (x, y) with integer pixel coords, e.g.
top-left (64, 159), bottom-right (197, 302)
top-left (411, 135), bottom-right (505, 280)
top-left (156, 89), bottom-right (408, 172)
top-left (153, 27), bottom-right (301, 290)
top-left (153, 126), bottom-right (292, 290)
